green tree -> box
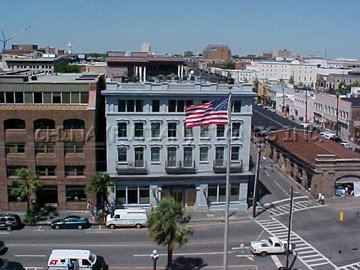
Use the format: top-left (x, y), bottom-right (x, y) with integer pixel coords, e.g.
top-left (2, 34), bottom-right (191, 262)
top-left (9, 168), bottom-right (42, 212)
top-left (148, 198), bottom-right (193, 269)
top-left (54, 63), bottom-right (80, 73)
top-left (253, 78), bottom-right (259, 92)
top-left (86, 172), bottom-right (114, 212)
top-left (289, 75), bottom-right (294, 84)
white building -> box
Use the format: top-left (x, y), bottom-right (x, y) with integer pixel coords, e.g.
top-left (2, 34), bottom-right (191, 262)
top-left (102, 82), bottom-right (256, 211)
top-left (208, 67), bottom-right (256, 83)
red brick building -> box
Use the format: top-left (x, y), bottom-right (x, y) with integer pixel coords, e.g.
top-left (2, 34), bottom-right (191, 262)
top-left (202, 45), bottom-right (231, 62)
top-left (264, 130), bottom-right (360, 197)
top-left (0, 73), bottom-right (106, 211)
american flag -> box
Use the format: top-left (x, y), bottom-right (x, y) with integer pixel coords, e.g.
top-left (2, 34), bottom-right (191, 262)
top-left (185, 96), bottom-right (230, 128)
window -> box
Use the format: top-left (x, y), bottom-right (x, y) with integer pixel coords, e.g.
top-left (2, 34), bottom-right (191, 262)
top-left (6, 166), bottom-right (26, 177)
top-left (118, 123), bottom-right (127, 138)
top-left (184, 126), bottom-right (193, 138)
top-left (116, 186), bottom-right (149, 205)
top-left (5, 143), bottom-right (25, 154)
top-left (168, 100), bottom-right (176, 112)
top-left (167, 147), bottom-right (177, 167)
top-left (52, 92), bottom-right (61, 103)
top-left (43, 92), bottom-right (51, 103)
top-left (66, 186), bottom-right (87, 202)
top-left (65, 166), bottom-right (85, 177)
top-left (134, 147), bottom-right (144, 167)
top-left (152, 100), bottom-right (160, 112)
top-left (116, 186), bottom-right (126, 205)
top-left (168, 100), bottom-right (192, 112)
top-left (62, 92), bottom-right (70, 103)
top-left (207, 184), bottom-right (231, 203)
top-left (36, 166), bottom-right (56, 176)
top-left (230, 184), bottom-right (239, 201)
top-left (118, 100), bottom-right (143, 112)
top-left (80, 92), bottom-right (89, 104)
top-left (232, 100), bottom-right (241, 112)
top-left (128, 187), bottom-right (137, 204)
top-left (217, 125), bottom-right (225, 138)
top-left (6, 92), bottom-right (14, 103)
top-left (199, 146), bottom-right (209, 162)
top-left (208, 184), bottom-right (217, 202)
top-left (71, 92), bottom-right (80, 103)
top-left (151, 123), bottom-right (161, 138)
top-left (183, 147), bottom-right (193, 167)
top-left (231, 146), bottom-right (240, 161)
top-left (34, 119), bottom-right (55, 130)
top-left (64, 142), bottom-right (84, 153)
top-left (35, 142), bottom-right (54, 154)
top-left (34, 92), bottom-right (42, 103)
top-left (139, 187), bottom-right (149, 204)
top-left (232, 123), bottom-right (241, 138)
top-left (4, 119), bottom-right (25, 129)
top-left (215, 147), bottom-right (225, 165)
top-left (63, 119), bottom-right (84, 129)
top-left (0, 92), bottom-right (4, 103)
top-left (134, 123), bottom-right (144, 138)
top-left (118, 147), bottom-right (127, 162)
top-left (168, 123), bottom-right (177, 138)
top-left (15, 92), bottom-right (23, 103)
top-left (8, 187), bottom-right (26, 202)
top-left (200, 126), bottom-right (209, 138)
top-left (151, 147), bottom-right (160, 163)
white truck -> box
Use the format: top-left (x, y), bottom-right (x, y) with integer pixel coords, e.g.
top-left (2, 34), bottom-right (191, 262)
top-left (47, 249), bottom-right (108, 270)
top-left (250, 236), bottom-right (293, 257)
top-left (106, 208), bottom-right (148, 229)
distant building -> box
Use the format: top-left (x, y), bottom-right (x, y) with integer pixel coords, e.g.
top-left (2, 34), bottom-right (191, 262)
top-left (202, 45), bottom-right (231, 62)
top-left (316, 70), bottom-right (360, 90)
top-left (3, 44), bottom-right (38, 55)
top-left (78, 62), bottom-right (107, 76)
top-left (141, 42), bottom-right (151, 53)
top-left (0, 73), bottom-right (106, 211)
top-left (1, 56), bottom-right (64, 74)
top-left (106, 51), bottom-right (186, 82)
top-left (102, 82), bottom-right (255, 211)
top-left (272, 49), bottom-right (293, 59)
top-left (184, 51), bottom-right (194, 58)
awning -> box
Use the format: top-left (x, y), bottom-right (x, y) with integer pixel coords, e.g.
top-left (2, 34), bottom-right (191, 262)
top-left (335, 176), bottom-right (360, 184)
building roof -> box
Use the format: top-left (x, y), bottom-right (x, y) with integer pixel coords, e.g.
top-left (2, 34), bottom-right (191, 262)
top-left (0, 104), bottom-right (88, 111)
top-left (33, 73), bottom-right (102, 83)
top-left (268, 130), bottom-right (360, 166)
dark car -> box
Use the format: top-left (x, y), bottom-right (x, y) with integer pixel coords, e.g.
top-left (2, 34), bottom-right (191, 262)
top-left (0, 214), bottom-right (22, 231)
top-left (51, 216), bottom-right (90, 230)
top-left (0, 258), bottom-right (24, 270)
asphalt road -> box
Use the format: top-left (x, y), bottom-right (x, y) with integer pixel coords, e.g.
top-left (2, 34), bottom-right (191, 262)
top-left (0, 218), bottom-right (305, 270)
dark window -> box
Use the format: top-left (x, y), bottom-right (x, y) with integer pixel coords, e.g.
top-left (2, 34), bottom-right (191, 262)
top-left (128, 187), bottom-right (137, 204)
top-left (34, 119), bottom-right (55, 130)
top-left (64, 142), bottom-right (84, 153)
top-left (184, 126), bottom-right (193, 138)
top-left (217, 125), bottom-right (225, 137)
top-left (117, 123), bottom-right (127, 138)
top-left (6, 92), bottom-right (14, 103)
top-left (80, 92), bottom-right (89, 103)
top-left (0, 92), bottom-right (4, 103)
top-left (169, 100), bottom-right (176, 112)
top-left (66, 186), bottom-right (86, 202)
top-left (63, 119), bottom-right (85, 129)
top-left (5, 143), bottom-right (25, 154)
top-left (139, 187), bottom-right (149, 204)
top-left (134, 123), bottom-right (144, 138)
top-left (116, 186), bottom-right (126, 204)
top-left (177, 100), bottom-right (185, 112)
top-left (4, 119), bottom-right (25, 129)
top-left (8, 187), bottom-right (26, 202)
top-left (6, 166), bottom-right (26, 177)
top-left (231, 146), bottom-right (240, 161)
top-left (151, 123), bottom-right (161, 138)
top-left (52, 93), bottom-right (61, 103)
top-left (135, 100), bottom-right (143, 112)
top-left (118, 100), bottom-right (126, 112)
top-left (232, 123), bottom-right (241, 137)
top-left (65, 166), bottom-right (85, 177)
top-left (36, 166), bottom-right (56, 176)
top-left (15, 92), bottom-right (24, 103)
top-left (118, 147), bottom-right (127, 162)
top-left (185, 100), bottom-right (193, 107)
top-left (127, 100), bottom-right (135, 112)
top-left (152, 100), bottom-right (160, 112)
top-left (168, 123), bottom-right (177, 138)
top-left (233, 100), bottom-right (241, 112)
top-left (208, 184), bottom-right (217, 202)
top-left (230, 184), bottom-right (239, 201)
top-left (35, 142), bottom-right (54, 154)
top-left (34, 92), bottom-right (42, 103)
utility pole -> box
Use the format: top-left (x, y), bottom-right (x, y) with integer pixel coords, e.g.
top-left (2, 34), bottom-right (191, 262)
top-left (252, 148), bottom-right (261, 218)
top-left (305, 88), bottom-right (308, 123)
top-left (336, 93), bottom-right (339, 137)
top-left (282, 82), bottom-right (285, 118)
top-left (285, 186), bottom-right (294, 270)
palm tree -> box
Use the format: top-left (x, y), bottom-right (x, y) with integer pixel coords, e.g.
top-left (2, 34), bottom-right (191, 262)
top-left (148, 197), bottom-right (193, 269)
top-left (9, 168), bottom-right (42, 212)
top-left (86, 172), bottom-right (113, 212)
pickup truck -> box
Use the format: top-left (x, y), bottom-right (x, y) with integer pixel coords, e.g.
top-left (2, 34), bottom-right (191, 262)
top-left (250, 236), bottom-right (292, 257)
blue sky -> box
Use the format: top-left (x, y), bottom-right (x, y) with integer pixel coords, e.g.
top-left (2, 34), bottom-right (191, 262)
top-left (1, 0), bottom-right (359, 58)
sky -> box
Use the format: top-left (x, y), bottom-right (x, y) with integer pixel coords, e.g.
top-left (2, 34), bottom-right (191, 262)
top-left (1, 0), bottom-right (359, 58)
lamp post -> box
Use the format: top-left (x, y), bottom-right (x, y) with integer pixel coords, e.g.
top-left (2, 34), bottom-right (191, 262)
top-left (285, 186), bottom-right (294, 270)
top-left (151, 249), bottom-right (159, 270)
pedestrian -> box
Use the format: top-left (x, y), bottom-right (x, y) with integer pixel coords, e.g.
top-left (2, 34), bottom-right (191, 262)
top-left (345, 186), bottom-right (349, 196)
top-left (340, 189), bottom-right (346, 199)
top-left (317, 192), bottom-right (322, 202)
top-left (86, 201), bottom-right (92, 215)
top-left (320, 194), bottom-right (325, 205)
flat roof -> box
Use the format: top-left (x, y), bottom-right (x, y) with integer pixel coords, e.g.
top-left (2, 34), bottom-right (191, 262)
top-left (33, 73), bottom-right (102, 83)
top-left (268, 130), bottom-right (360, 166)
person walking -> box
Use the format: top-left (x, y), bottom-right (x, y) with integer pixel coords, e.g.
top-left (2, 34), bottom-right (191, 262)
top-left (320, 194), bottom-right (325, 205)
top-left (317, 192), bottom-right (322, 202)
top-left (86, 201), bottom-right (92, 215)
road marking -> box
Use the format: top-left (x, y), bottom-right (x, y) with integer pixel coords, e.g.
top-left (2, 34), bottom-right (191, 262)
top-left (85, 230), bottom-right (111, 234)
top-left (34, 226), bottom-right (44, 232)
top-left (271, 255), bottom-right (283, 268)
top-left (24, 267), bottom-right (44, 270)
top-left (0, 232), bottom-right (10, 235)
top-left (338, 261), bottom-right (360, 270)
top-left (134, 251), bottom-right (226, 257)
top-left (15, 255), bottom-right (47, 257)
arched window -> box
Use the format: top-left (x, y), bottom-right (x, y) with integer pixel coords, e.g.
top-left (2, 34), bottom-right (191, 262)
top-left (63, 119), bottom-right (85, 129)
top-left (34, 119), bottom-right (55, 130)
top-left (4, 119), bottom-right (25, 129)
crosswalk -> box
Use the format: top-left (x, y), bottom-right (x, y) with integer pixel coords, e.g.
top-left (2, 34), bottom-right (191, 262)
top-left (265, 198), bottom-right (328, 217)
top-left (338, 262), bottom-right (360, 270)
top-left (255, 218), bottom-right (337, 270)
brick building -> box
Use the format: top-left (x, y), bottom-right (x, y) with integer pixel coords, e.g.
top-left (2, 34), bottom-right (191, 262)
top-left (202, 45), bottom-right (231, 62)
top-left (0, 73), bottom-right (106, 211)
top-left (264, 130), bottom-right (360, 197)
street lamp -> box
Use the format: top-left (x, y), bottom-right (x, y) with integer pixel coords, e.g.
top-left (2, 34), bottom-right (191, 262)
top-left (151, 249), bottom-right (159, 270)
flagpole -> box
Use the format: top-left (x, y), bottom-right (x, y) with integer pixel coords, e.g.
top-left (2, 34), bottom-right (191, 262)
top-left (223, 94), bottom-right (232, 270)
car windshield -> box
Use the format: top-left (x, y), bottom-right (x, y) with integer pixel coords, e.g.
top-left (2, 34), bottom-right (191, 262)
top-left (269, 238), bottom-right (273, 246)
top-left (89, 254), bottom-right (96, 263)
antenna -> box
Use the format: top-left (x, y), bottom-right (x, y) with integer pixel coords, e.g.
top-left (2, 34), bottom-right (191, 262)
top-left (0, 26), bottom-right (31, 53)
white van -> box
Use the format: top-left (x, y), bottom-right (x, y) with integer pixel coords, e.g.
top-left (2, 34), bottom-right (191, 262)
top-left (106, 208), bottom-right (148, 229)
top-left (48, 249), bottom-right (107, 270)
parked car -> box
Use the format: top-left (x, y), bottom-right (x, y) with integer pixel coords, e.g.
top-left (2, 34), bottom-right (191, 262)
top-left (0, 258), bottom-right (24, 270)
top-left (250, 236), bottom-right (294, 257)
top-left (51, 216), bottom-right (90, 230)
top-left (0, 241), bottom-right (5, 253)
top-left (340, 142), bottom-right (353, 148)
top-left (0, 214), bottom-right (22, 231)
top-left (330, 136), bottom-right (343, 143)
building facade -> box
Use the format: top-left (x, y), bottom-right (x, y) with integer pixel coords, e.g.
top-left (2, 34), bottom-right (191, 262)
top-left (202, 45), bottom-right (231, 62)
top-left (0, 73), bottom-right (105, 211)
top-left (103, 82), bottom-right (255, 211)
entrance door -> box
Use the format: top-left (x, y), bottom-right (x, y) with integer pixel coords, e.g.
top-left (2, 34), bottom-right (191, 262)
top-left (173, 191), bottom-right (184, 206)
